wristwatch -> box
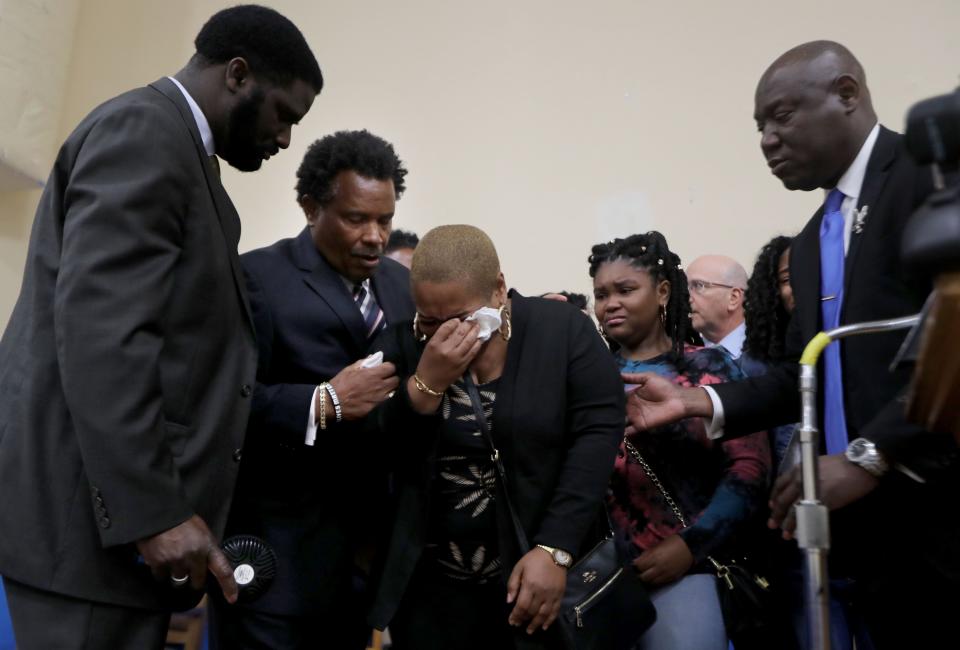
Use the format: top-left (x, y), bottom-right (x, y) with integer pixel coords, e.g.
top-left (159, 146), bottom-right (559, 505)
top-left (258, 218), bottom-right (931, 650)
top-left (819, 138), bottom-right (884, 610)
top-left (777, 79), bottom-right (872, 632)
top-left (536, 544), bottom-right (573, 568)
top-left (845, 437), bottom-right (889, 478)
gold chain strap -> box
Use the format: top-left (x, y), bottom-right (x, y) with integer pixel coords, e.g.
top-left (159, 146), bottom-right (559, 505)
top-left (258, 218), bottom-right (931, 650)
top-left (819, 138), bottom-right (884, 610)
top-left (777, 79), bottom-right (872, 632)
top-left (622, 437), bottom-right (688, 528)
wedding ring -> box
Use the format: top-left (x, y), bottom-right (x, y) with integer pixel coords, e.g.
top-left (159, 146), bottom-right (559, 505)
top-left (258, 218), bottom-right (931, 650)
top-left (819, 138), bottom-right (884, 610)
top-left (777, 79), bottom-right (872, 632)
top-left (170, 574), bottom-right (190, 587)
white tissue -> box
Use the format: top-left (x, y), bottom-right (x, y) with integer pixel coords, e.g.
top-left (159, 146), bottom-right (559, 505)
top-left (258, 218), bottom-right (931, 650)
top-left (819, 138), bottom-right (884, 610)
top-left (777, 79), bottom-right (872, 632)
top-left (465, 307), bottom-right (502, 342)
top-left (360, 351), bottom-right (384, 368)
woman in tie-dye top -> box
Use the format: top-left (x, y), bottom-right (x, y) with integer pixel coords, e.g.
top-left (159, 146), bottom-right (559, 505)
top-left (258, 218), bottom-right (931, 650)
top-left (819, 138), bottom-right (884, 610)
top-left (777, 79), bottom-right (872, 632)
top-left (589, 232), bottom-right (771, 650)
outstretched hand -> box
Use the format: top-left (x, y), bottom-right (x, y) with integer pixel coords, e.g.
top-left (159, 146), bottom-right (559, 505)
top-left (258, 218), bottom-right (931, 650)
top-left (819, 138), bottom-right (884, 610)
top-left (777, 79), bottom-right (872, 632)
top-left (622, 372), bottom-right (702, 431)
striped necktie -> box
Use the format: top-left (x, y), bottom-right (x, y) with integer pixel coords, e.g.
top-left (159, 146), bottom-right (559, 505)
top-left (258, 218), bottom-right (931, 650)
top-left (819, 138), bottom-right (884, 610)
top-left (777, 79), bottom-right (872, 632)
top-left (819, 188), bottom-right (848, 455)
top-left (353, 282), bottom-right (385, 340)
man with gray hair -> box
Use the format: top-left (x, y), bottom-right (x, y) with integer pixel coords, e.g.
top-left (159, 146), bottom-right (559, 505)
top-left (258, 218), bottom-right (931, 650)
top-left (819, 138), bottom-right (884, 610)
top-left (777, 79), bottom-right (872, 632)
top-left (686, 255), bottom-right (749, 360)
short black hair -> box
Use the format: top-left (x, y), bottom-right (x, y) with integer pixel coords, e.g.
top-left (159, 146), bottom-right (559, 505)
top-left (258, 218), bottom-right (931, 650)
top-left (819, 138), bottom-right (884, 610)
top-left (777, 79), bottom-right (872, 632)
top-left (194, 5), bottom-right (323, 92)
top-left (744, 235), bottom-right (794, 363)
top-left (386, 229), bottom-right (419, 253)
top-left (589, 231), bottom-right (701, 360)
top-left (541, 291), bottom-right (589, 312)
top-left (296, 130), bottom-right (408, 206)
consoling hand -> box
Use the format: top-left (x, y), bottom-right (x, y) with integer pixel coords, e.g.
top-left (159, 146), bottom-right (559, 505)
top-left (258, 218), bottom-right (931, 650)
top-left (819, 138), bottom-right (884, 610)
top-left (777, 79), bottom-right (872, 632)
top-left (768, 453), bottom-right (880, 539)
top-left (506, 548), bottom-right (567, 634)
top-left (633, 534), bottom-right (694, 586)
top-left (622, 372), bottom-right (694, 431)
top-left (135, 515), bottom-right (238, 603)
top-left (415, 319), bottom-right (483, 392)
top-left (327, 359), bottom-right (400, 421)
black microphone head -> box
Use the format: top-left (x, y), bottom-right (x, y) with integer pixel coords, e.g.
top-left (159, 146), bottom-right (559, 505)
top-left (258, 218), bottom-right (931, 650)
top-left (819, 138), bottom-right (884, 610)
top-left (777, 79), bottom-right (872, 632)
top-left (220, 535), bottom-right (278, 603)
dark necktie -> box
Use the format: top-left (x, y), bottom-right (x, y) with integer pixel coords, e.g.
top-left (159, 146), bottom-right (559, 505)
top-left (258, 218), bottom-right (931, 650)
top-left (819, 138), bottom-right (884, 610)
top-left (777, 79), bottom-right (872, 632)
top-left (209, 155), bottom-right (220, 178)
top-left (819, 188), bottom-right (848, 455)
top-left (353, 283), bottom-right (385, 340)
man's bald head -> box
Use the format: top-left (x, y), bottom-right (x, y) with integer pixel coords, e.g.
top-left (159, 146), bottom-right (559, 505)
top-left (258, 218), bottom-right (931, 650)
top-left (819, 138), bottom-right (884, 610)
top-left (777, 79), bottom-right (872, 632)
top-left (687, 255), bottom-right (747, 345)
top-left (758, 41), bottom-right (868, 98)
top-left (754, 40), bottom-right (878, 191)
top-left (688, 255), bottom-right (748, 290)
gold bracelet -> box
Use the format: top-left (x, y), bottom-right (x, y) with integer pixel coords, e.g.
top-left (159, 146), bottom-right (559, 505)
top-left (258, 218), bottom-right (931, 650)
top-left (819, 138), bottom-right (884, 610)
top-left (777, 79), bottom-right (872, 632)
top-left (413, 374), bottom-right (444, 398)
top-left (318, 384), bottom-right (327, 430)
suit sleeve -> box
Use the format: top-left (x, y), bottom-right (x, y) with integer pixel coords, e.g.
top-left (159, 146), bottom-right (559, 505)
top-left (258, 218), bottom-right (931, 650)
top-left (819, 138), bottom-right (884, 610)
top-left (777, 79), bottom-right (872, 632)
top-left (54, 101), bottom-right (195, 546)
top-left (243, 261), bottom-right (320, 448)
top-left (710, 305), bottom-right (804, 437)
top-left (861, 389), bottom-right (958, 481)
top-left (533, 312), bottom-right (625, 554)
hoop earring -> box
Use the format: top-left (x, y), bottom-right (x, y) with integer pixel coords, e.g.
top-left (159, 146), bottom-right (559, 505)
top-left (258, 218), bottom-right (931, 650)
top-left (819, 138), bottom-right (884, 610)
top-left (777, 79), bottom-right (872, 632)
top-left (659, 304), bottom-right (667, 329)
top-left (412, 314), bottom-right (427, 342)
top-left (498, 305), bottom-right (512, 342)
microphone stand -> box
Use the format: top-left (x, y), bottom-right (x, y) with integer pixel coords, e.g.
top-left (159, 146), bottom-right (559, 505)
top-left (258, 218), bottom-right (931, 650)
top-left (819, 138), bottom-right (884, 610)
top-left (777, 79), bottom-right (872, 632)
top-left (796, 314), bottom-right (920, 650)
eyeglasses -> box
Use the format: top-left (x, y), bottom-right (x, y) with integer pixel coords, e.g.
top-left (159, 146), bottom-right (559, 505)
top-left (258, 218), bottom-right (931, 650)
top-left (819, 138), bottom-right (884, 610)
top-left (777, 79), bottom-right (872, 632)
top-left (687, 279), bottom-right (741, 294)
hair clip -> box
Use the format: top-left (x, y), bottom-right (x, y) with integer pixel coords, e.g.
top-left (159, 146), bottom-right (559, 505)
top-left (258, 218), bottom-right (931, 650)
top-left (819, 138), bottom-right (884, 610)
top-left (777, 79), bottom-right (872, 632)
top-left (657, 258), bottom-right (664, 265)
top-left (641, 246), bottom-right (647, 253)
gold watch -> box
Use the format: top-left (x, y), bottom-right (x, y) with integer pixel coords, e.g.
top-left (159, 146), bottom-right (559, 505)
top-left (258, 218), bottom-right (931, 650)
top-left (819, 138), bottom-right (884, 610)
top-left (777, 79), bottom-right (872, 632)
top-left (536, 544), bottom-right (573, 568)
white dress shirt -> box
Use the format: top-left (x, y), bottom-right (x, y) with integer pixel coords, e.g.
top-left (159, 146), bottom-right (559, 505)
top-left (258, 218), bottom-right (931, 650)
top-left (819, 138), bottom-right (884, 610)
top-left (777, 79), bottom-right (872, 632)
top-left (166, 76), bottom-right (215, 156)
top-left (704, 321), bottom-right (746, 360)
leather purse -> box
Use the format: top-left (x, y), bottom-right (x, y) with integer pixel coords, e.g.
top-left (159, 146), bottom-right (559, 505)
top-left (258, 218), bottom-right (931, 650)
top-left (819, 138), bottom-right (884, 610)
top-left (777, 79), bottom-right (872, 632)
top-left (463, 375), bottom-right (654, 649)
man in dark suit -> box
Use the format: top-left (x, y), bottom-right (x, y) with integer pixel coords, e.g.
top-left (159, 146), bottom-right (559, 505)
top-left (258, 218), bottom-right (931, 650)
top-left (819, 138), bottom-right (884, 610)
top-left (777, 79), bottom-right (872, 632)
top-left (208, 130), bottom-right (415, 649)
top-left (625, 41), bottom-right (960, 648)
top-left (0, 6), bottom-right (322, 649)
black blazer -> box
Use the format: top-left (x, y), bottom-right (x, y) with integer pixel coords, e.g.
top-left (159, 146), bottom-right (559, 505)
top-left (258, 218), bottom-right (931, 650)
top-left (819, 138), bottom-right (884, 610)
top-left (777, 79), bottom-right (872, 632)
top-left (713, 126), bottom-right (960, 579)
top-left (368, 293), bottom-right (625, 629)
top-left (224, 228), bottom-right (414, 616)
top-left (0, 78), bottom-right (258, 608)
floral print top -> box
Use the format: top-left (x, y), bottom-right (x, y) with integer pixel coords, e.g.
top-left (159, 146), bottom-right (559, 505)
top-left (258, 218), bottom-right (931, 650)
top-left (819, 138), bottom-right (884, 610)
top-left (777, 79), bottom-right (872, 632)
top-left (426, 378), bottom-right (502, 583)
top-left (610, 345), bottom-right (771, 564)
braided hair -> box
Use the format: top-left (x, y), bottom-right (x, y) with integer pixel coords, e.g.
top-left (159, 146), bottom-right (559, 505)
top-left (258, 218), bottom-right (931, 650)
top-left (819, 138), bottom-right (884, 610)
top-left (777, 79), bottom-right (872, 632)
top-left (588, 231), bottom-right (701, 361)
top-left (743, 235), bottom-right (793, 363)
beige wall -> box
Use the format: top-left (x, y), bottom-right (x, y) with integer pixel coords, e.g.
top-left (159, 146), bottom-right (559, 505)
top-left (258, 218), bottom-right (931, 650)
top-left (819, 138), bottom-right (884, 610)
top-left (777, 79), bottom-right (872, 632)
top-left (2, 0), bottom-right (960, 327)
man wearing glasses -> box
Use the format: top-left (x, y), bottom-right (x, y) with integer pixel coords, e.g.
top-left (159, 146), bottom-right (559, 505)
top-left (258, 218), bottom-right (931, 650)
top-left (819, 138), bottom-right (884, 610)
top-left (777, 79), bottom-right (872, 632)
top-left (686, 255), bottom-right (749, 360)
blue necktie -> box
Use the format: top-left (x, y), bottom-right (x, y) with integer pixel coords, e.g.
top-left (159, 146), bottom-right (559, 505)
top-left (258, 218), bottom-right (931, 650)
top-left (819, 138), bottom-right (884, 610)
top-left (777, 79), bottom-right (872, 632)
top-left (820, 189), bottom-right (848, 455)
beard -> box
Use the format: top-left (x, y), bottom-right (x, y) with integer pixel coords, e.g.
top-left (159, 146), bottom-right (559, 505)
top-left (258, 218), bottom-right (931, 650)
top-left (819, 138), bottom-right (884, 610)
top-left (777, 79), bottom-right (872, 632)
top-left (221, 89), bottom-right (266, 172)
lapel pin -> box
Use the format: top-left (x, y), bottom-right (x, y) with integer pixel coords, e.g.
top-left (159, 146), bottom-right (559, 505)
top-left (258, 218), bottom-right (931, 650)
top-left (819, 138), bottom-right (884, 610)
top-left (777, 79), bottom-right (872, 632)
top-left (853, 205), bottom-right (869, 234)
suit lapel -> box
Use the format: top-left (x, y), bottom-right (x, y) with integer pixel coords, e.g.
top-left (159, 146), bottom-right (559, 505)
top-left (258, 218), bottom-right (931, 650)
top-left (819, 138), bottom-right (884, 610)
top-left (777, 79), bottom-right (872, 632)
top-left (148, 78), bottom-right (255, 335)
top-left (293, 229), bottom-right (368, 352)
top-left (843, 127), bottom-right (897, 300)
top-left (792, 213), bottom-right (824, 338)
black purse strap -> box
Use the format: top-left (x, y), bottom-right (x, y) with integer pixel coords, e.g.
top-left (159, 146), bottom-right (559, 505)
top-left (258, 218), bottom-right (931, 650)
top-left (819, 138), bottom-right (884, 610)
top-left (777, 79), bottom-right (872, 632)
top-left (462, 372), bottom-right (532, 552)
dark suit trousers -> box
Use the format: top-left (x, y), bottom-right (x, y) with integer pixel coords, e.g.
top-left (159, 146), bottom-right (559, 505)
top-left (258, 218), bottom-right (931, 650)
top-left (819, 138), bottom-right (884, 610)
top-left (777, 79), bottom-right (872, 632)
top-left (207, 585), bottom-right (369, 650)
top-left (2, 577), bottom-right (169, 650)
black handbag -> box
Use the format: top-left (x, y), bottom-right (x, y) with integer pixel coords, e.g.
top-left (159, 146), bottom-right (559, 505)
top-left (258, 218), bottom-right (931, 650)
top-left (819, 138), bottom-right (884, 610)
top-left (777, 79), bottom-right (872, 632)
top-left (622, 438), bottom-right (771, 643)
top-left (463, 375), bottom-right (655, 650)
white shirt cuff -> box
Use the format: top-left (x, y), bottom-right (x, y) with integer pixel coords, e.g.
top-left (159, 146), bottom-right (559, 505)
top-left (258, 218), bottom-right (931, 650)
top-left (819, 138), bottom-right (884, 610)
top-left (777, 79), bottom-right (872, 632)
top-left (305, 386), bottom-right (321, 446)
top-left (701, 386), bottom-right (725, 440)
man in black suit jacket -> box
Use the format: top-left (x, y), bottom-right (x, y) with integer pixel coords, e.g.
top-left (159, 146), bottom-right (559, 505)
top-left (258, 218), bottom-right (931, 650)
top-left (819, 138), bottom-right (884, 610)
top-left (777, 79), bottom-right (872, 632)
top-left (208, 130), bottom-right (415, 650)
top-left (0, 7), bottom-right (321, 648)
top-left (626, 41), bottom-right (959, 647)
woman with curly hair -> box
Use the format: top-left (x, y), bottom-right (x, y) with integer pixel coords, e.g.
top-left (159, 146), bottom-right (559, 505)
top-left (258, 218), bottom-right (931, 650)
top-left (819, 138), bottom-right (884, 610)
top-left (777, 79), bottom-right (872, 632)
top-left (589, 232), bottom-right (771, 650)
top-left (742, 235), bottom-right (796, 470)
top-left (743, 236), bottom-right (795, 365)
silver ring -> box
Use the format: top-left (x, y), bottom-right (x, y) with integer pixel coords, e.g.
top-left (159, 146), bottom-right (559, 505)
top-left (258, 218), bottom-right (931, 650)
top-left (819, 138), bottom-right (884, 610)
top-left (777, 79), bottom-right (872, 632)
top-left (170, 574), bottom-right (190, 587)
